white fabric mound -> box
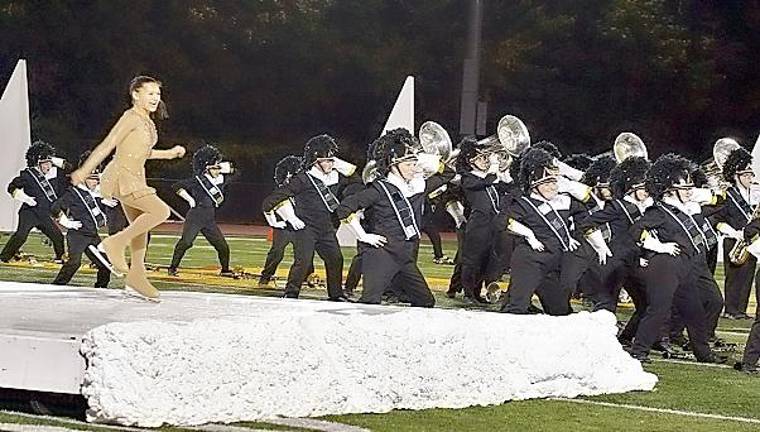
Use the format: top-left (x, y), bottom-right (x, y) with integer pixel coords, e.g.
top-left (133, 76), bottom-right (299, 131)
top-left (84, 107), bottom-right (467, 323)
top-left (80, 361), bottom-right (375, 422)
top-left (80, 302), bottom-right (656, 427)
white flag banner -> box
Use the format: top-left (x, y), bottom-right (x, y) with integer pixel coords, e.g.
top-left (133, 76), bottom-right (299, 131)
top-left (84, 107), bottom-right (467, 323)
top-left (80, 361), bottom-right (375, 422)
top-left (0, 59), bottom-right (32, 232)
top-left (381, 75), bottom-right (414, 136)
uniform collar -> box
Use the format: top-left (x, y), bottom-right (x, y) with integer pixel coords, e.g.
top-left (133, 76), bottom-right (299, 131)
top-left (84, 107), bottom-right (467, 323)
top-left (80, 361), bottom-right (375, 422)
top-left (623, 195), bottom-right (653, 213)
top-left (386, 171), bottom-right (425, 197)
top-left (308, 166), bottom-right (339, 186)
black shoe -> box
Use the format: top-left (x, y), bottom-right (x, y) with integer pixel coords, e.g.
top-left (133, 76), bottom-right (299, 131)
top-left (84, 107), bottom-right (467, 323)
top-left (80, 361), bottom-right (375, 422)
top-left (87, 244), bottom-right (123, 277)
top-left (167, 267), bottom-right (179, 277)
top-left (697, 353), bottom-right (729, 364)
top-left (722, 312), bottom-right (742, 320)
top-left (445, 291), bottom-right (457, 299)
top-left (219, 270), bottom-right (236, 278)
top-left (630, 352), bottom-right (652, 364)
top-left (328, 295), bottom-right (352, 303)
top-left (734, 362), bottom-right (760, 374)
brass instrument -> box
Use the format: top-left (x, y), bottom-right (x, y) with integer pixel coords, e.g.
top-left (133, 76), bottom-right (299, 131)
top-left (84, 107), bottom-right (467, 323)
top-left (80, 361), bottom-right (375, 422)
top-left (473, 114), bottom-right (531, 170)
top-left (701, 137), bottom-right (741, 189)
top-left (613, 132), bottom-right (648, 163)
top-left (728, 202), bottom-right (760, 265)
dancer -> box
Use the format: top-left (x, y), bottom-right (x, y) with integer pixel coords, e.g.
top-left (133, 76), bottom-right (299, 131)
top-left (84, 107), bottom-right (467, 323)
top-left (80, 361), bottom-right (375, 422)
top-left (168, 144), bottom-right (234, 277)
top-left (71, 75), bottom-right (186, 301)
top-left (0, 140), bottom-right (66, 263)
top-left (51, 152), bottom-right (110, 288)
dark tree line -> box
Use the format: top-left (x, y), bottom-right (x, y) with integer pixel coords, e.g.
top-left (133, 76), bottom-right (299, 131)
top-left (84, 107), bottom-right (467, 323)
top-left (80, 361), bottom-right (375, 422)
top-left (1, 0), bottom-right (759, 185)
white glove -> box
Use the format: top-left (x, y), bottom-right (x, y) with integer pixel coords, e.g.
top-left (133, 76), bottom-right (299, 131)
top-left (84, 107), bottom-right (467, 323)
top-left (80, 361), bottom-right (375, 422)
top-left (585, 229), bottom-right (612, 265)
top-left (642, 232), bottom-right (680, 256)
top-left (716, 223), bottom-right (743, 241)
top-left (50, 157), bottom-right (66, 169)
top-left (747, 237), bottom-right (760, 259)
top-left (264, 211), bottom-right (286, 229)
top-left (100, 198), bottom-right (119, 208)
top-left (555, 159), bottom-right (584, 181)
top-left (690, 188), bottom-right (714, 205)
top-left (58, 214), bottom-right (82, 230)
top-left (508, 219), bottom-right (545, 252)
top-left (497, 168), bottom-right (513, 184)
top-left (487, 153), bottom-right (500, 174)
top-left (416, 153), bottom-right (442, 177)
top-left (333, 157), bottom-right (357, 177)
top-left (344, 214), bottom-right (387, 247)
top-left (639, 258), bottom-right (649, 268)
top-left (12, 189), bottom-right (37, 206)
top-left (568, 238), bottom-right (581, 251)
top-left (218, 161), bottom-right (235, 174)
top-left (177, 189), bottom-right (196, 208)
top-left (274, 199), bottom-right (306, 230)
top-left (445, 200), bottom-right (467, 229)
top-left (557, 176), bottom-right (591, 202)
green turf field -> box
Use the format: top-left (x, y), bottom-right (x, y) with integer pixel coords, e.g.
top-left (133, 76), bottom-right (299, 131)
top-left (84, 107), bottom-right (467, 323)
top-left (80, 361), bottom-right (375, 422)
top-left (0, 230), bottom-right (758, 432)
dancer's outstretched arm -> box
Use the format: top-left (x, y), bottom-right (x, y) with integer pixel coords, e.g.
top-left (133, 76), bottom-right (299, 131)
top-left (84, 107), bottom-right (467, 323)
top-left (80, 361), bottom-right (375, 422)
top-left (71, 112), bottom-right (140, 184)
top-left (149, 146), bottom-right (186, 160)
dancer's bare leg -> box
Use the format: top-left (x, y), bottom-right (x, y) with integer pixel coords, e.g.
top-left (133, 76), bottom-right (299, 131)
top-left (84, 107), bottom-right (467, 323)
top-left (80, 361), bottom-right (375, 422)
top-left (105, 194), bottom-right (169, 299)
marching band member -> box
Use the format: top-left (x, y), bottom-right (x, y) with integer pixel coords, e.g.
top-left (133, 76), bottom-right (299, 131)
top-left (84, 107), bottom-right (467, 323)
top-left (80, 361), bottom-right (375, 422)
top-left (259, 155), bottom-right (315, 289)
top-left (51, 152), bottom-right (110, 288)
top-left (499, 148), bottom-right (588, 315)
top-left (558, 156), bottom-right (616, 306)
top-left (628, 153), bottom-right (725, 363)
top-left (576, 156), bottom-right (652, 342)
top-left (168, 145), bottom-right (234, 277)
top-left (336, 128), bottom-right (454, 306)
top-left (735, 218), bottom-right (760, 373)
top-left (712, 147), bottom-right (757, 320)
top-left (261, 134), bottom-right (360, 301)
top-left (0, 140), bottom-right (66, 263)
top-left (456, 137), bottom-right (510, 304)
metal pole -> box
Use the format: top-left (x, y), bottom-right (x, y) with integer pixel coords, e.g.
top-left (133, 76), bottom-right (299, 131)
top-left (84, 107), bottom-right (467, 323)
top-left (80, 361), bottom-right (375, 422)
top-left (459, 0), bottom-right (484, 137)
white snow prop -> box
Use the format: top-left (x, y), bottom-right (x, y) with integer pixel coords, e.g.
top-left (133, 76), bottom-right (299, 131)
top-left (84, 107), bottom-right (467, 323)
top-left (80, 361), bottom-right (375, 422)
top-left (80, 300), bottom-right (656, 427)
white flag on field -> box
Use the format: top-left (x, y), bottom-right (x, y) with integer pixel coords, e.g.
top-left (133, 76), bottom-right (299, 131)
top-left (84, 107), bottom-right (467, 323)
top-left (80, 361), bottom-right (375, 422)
top-left (0, 59), bottom-right (32, 232)
top-left (381, 76), bottom-right (414, 136)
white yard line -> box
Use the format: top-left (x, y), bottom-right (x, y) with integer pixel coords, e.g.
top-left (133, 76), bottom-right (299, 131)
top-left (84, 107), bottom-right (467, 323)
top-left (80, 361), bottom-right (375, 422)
top-left (266, 418), bottom-right (371, 432)
top-left (0, 411), bottom-right (147, 432)
top-left (0, 424), bottom-right (82, 432)
top-left (651, 358), bottom-right (734, 369)
top-left (550, 398), bottom-right (760, 424)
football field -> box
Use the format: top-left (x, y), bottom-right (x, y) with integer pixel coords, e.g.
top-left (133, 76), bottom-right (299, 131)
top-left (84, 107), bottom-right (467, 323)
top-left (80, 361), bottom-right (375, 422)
top-left (0, 229), bottom-right (758, 432)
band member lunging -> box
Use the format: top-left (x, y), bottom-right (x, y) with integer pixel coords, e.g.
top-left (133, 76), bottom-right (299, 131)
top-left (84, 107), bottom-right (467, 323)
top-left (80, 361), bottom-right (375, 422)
top-left (168, 144), bottom-right (234, 277)
top-left (261, 134), bottom-right (360, 301)
top-left (336, 129), bottom-right (454, 306)
top-left (0, 141), bottom-right (66, 263)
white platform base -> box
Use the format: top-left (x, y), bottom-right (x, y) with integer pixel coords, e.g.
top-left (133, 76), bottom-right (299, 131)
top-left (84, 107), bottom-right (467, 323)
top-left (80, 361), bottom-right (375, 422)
top-left (0, 282), bottom-right (657, 427)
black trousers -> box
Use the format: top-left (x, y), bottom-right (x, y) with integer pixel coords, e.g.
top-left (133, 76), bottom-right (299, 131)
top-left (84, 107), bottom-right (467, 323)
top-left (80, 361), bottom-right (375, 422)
top-left (461, 218), bottom-right (497, 298)
top-left (359, 241), bottom-right (434, 307)
top-left (742, 309), bottom-right (760, 368)
top-left (722, 238), bottom-right (757, 315)
top-left (0, 207), bottom-right (64, 261)
top-left (593, 250), bottom-right (645, 313)
top-left (669, 254), bottom-right (724, 340)
top-left (559, 240), bottom-right (599, 303)
top-left (285, 226), bottom-right (343, 299)
top-left (631, 254), bottom-right (712, 360)
top-left (344, 246), bottom-right (364, 293)
top-left (420, 226), bottom-right (444, 259)
top-left (170, 207), bottom-right (230, 271)
top-left (447, 227), bottom-right (465, 295)
top-left (501, 244), bottom-right (569, 315)
top-left (53, 230), bottom-right (110, 288)
top-left (706, 244), bottom-right (718, 275)
top-left (618, 282), bottom-right (647, 343)
top-left (260, 227), bottom-right (314, 282)
top-left (104, 202), bottom-right (128, 235)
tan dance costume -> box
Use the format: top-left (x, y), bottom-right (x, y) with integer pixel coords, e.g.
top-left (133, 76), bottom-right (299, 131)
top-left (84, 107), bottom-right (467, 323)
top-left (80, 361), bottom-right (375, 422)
top-left (75, 108), bottom-right (172, 300)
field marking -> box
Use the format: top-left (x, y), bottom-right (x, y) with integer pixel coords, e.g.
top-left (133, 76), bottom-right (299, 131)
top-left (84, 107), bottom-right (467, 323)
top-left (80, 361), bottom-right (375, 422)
top-left (0, 410), bottom-right (147, 432)
top-left (652, 358), bottom-right (734, 369)
top-left (715, 330), bottom-right (751, 337)
top-left (265, 418), bottom-right (371, 432)
top-left (551, 398), bottom-right (760, 424)
top-left (0, 424), bottom-right (83, 432)
top-left (189, 424), bottom-right (280, 432)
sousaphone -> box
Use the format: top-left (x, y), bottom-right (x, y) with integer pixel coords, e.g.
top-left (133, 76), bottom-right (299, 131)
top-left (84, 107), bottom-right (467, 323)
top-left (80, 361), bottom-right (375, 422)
top-left (613, 132), bottom-right (648, 163)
